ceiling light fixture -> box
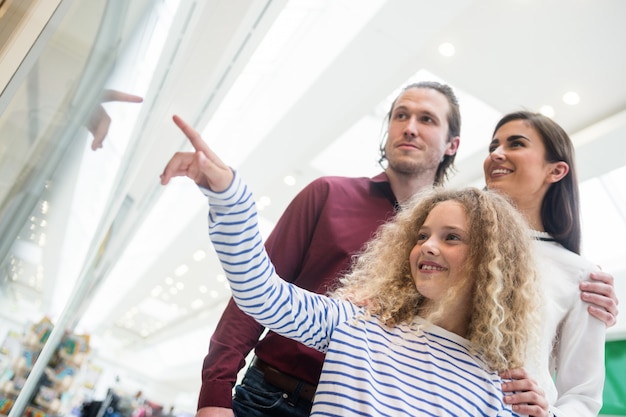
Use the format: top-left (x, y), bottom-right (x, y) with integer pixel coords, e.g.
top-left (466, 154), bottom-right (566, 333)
top-left (257, 196), bottom-right (271, 210)
top-left (283, 175), bottom-right (296, 186)
top-left (562, 91), bottom-right (580, 105)
top-left (174, 264), bottom-right (188, 276)
top-left (438, 42), bottom-right (455, 57)
top-left (193, 249), bottom-right (206, 261)
top-left (539, 105), bottom-right (555, 118)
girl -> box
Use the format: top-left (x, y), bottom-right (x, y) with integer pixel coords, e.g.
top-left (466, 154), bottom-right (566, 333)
top-left (204, 171), bottom-right (540, 416)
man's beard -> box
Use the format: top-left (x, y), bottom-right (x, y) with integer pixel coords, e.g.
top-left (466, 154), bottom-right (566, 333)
top-left (387, 153), bottom-right (440, 177)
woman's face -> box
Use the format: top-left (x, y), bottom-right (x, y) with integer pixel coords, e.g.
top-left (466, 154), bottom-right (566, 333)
top-left (409, 201), bottom-right (471, 304)
top-left (483, 119), bottom-right (558, 207)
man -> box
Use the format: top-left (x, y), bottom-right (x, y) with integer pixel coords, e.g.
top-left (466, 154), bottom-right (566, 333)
top-left (160, 81), bottom-right (618, 417)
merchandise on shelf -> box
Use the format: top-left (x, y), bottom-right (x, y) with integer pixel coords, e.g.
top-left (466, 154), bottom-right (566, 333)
top-left (0, 317), bottom-right (93, 417)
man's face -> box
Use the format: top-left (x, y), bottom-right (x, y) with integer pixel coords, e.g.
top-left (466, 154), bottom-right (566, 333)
top-left (385, 88), bottom-right (458, 178)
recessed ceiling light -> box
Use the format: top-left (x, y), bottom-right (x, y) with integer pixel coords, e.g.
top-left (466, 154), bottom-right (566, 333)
top-left (562, 91), bottom-right (580, 105)
top-left (438, 42), bottom-right (455, 57)
top-left (283, 175), bottom-right (296, 186)
top-left (193, 249), bottom-right (206, 261)
top-left (539, 105), bottom-right (555, 118)
top-left (257, 196), bottom-right (271, 210)
top-left (174, 264), bottom-right (188, 276)
top-left (151, 286), bottom-right (163, 297)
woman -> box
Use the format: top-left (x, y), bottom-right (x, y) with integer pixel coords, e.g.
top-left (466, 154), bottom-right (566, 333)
top-left (484, 111), bottom-right (606, 416)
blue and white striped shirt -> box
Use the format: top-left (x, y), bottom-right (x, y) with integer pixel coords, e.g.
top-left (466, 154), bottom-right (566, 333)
top-left (204, 174), bottom-right (520, 417)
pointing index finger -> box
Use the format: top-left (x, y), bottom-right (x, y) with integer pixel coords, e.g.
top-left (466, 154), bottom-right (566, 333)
top-left (172, 114), bottom-right (211, 154)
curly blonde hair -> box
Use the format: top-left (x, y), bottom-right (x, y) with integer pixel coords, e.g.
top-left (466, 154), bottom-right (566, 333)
top-left (330, 187), bottom-right (541, 371)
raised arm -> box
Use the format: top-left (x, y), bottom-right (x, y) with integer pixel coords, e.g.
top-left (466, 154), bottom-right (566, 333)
top-left (202, 174), bottom-right (353, 347)
top-left (162, 115), bottom-right (352, 415)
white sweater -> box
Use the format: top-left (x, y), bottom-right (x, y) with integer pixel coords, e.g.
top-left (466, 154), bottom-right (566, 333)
top-left (528, 233), bottom-right (605, 417)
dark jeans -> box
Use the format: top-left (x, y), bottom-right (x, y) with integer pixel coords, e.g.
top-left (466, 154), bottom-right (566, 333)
top-left (232, 365), bottom-right (313, 417)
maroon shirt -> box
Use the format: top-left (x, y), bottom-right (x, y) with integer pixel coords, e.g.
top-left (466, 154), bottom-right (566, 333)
top-left (198, 173), bottom-right (397, 409)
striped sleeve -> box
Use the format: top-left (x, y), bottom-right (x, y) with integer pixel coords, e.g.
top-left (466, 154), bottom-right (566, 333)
top-left (201, 172), bottom-right (357, 352)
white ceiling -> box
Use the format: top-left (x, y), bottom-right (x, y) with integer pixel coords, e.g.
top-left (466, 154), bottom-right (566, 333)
top-left (1, 0), bottom-right (625, 412)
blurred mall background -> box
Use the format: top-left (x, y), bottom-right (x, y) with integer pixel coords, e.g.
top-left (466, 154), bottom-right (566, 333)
top-left (1, 0), bottom-right (625, 415)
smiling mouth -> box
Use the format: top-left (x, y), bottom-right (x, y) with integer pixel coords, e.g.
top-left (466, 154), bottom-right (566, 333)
top-left (491, 168), bottom-right (512, 176)
top-left (419, 264), bottom-right (445, 271)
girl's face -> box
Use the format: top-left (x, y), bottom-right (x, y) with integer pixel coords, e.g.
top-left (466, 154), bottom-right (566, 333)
top-left (483, 119), bottom-right (561, 207)
top-left (409, 201), bottom-right (471, 305)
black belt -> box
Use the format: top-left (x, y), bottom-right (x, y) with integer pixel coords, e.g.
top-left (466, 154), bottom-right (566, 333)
top-left (251, 357), bottom-right (317, 403)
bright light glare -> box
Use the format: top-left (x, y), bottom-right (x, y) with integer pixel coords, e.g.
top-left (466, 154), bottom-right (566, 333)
top-left (438, 42), bottom-right (455, 57)
top-left (562, 91), bottom-right (580, 105)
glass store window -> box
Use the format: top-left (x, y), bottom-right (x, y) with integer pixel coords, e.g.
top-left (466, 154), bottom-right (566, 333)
top-left (0, 1), bottom-right (179, 416)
